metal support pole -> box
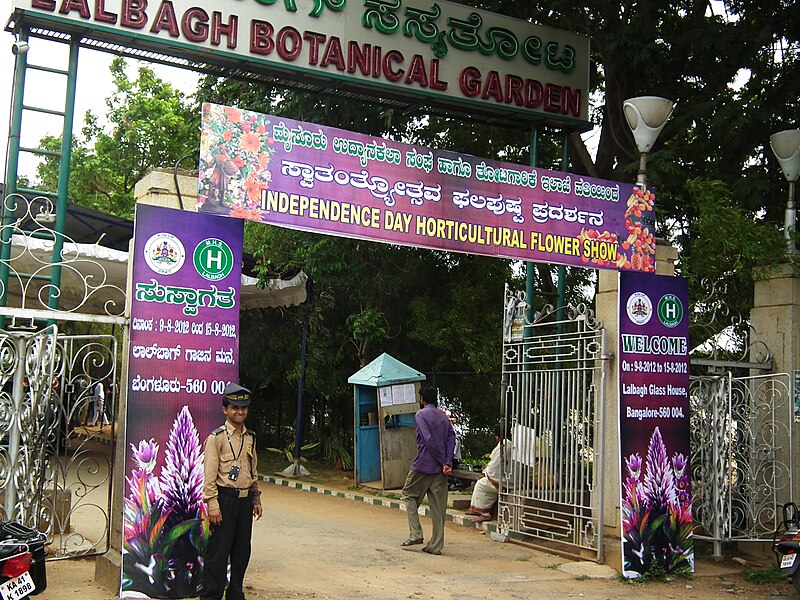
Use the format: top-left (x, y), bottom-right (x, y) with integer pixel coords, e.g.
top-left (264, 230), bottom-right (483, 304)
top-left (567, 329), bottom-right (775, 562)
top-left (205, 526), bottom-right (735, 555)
top-left (636, 153), bottom-right (648, 189)
top-left (557, 131), bottom-right (570, 318)
top-left (292, 315), bottom-right (308, 465)
top-left (785, 180), bottom-right (796, 251)
top-left (552, 133), bottom-right (570, 483)
top-left (48, 38), bottom-right (81, 314)
top-left (0, 29), bottom-right (30, 326)
top-left (4, 337), bottom-right (26, 520)
top-left (525, 127), bottom-right (539, 333)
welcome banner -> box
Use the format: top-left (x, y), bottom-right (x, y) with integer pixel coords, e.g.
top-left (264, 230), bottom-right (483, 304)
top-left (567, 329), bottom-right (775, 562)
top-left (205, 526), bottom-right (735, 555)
top-left (198, 103), bottom-right (656, 272)
top-left (122, 204), bottom-right (244, 598)
top-left (618, 271), bottom-right (693, 579)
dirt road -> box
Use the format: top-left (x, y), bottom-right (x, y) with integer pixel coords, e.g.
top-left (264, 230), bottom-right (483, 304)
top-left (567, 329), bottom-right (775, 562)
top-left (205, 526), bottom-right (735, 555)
top-left (35, 481), bottom-right (794, 599)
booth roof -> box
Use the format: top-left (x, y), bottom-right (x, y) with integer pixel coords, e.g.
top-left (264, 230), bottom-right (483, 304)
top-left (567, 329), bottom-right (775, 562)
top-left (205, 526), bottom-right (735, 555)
top-left (347, 352), bottom-right (426, 387)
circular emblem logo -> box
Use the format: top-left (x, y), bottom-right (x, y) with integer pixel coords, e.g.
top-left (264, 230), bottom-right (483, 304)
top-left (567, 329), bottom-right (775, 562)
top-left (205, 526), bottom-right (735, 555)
top-left (626, 291), bottom-right (652, 326)
top-left (658, 294), bottom-right (683, 328)
top-left (144, 233), bottom-right (185, 276)
top-left (194, 238), bottom-right (234, 281)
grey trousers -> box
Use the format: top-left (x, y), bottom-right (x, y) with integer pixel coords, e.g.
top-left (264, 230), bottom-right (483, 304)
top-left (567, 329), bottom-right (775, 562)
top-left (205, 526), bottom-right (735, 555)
top-left (402, 469), bottom-right (448, 554)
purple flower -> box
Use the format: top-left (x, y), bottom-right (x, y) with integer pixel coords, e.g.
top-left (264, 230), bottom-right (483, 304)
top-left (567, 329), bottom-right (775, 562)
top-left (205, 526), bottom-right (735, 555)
top-left (626, 453), bottom-right (642, 479)
top-left (130, 438), bottom-right (159, 473)
top-left (160, 406), bottom-right (206, 525)
top-left (642, 427), bottom-right (679, 512)
top-left (672, 453), bottom-right (687, 477)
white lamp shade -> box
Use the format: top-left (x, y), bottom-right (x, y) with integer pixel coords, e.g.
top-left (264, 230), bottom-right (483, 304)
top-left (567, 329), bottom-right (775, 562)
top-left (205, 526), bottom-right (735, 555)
top-left (623, 96), bottom-right (675, 153)
top-left (770, 129), bottom-right (800, 182)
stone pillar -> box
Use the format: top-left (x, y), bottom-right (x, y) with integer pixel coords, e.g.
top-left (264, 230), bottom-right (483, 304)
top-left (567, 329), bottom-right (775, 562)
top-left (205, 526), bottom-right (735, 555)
top-left (750, 263), bottom-right (800, 505)
top-left (95, 169), bottom-right (197, 591)
top-left (595, 241), bottom-right (678, 571)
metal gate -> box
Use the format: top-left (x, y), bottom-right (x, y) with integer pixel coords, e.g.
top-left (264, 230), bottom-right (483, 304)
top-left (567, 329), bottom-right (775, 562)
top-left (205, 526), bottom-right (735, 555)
top-left (690, 371), bottom-right (792, 553)
top-left (0, 329), bottom-right (116, 556)
top-left (498, 287), bottom-right (608, 561)
top-left (0, 192), bottom-right (126, 558)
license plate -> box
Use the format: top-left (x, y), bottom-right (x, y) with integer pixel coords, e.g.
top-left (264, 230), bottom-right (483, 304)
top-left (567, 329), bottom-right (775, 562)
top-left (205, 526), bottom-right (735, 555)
top-left (0, 571), bottom-right (35, 600)
top-left (782, 554), bottom-right (797, 569)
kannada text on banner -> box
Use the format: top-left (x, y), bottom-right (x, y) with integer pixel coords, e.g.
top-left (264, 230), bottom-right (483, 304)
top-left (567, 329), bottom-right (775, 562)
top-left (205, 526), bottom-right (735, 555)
top-left (198, 103), bottom-right (656, 272)
top-left (618, 271), bottom-right (693, 579)
top-left (122, 204), bottom-right (244, 599)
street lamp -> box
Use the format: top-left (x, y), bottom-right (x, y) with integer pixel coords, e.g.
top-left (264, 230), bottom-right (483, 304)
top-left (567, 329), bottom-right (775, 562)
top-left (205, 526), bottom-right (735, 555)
top-left (623, 96), bottom-right (675, 189)
top-left (769, 129), bottom-right (800, 251)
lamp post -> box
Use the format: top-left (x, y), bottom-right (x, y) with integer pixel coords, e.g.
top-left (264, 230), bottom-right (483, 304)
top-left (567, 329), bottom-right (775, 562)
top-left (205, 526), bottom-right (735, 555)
top-left (769, 129), bottom-right (800, 251)
top-left (623, 96), bottom-right (675, 189)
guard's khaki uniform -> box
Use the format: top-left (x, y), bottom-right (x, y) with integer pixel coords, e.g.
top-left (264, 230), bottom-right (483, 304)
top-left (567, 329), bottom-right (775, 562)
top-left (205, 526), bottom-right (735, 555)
top-left (201, 421), bottom-right (260, 600)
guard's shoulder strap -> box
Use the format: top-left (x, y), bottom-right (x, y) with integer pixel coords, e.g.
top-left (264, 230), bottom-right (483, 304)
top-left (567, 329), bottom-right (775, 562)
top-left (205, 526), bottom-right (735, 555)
top-left (212, 426), bottom-right (226, 436)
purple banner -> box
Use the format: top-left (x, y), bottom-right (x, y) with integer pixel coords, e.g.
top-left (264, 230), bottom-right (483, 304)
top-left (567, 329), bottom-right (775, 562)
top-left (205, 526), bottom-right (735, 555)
top-left (122, 205), bottom-right (243, 598)
top-left (618, 271), bottom-right (693, 578)
top-left (198, 103), bottom-right (656, 272)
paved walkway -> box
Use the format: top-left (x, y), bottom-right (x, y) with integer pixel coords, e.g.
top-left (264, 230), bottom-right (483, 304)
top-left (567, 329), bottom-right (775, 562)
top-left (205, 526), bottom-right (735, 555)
top-left (261, 474), bottom-right (496, 535)
top-left (258, 472), bottom-right (780, 585)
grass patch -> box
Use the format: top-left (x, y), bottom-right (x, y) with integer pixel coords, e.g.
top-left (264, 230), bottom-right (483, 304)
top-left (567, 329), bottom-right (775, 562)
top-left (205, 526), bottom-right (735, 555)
top-left (744, 565), bottom-right (786, 585)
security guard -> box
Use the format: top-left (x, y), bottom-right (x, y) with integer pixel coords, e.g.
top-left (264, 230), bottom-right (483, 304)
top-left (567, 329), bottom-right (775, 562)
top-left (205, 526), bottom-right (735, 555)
top-left (201, 383), bottom-right (262, 600)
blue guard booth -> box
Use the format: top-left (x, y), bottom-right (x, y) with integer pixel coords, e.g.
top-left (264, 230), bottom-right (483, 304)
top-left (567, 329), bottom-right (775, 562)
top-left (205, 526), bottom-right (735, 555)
top-left (348, 353), bottom-right (425, 490)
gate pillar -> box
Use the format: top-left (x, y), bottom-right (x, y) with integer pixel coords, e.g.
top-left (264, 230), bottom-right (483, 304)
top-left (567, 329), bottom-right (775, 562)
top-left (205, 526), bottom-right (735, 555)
top-left (751, 263), bottom-right (800, 506)
top-left (594, 241), bottom-right (678, 570)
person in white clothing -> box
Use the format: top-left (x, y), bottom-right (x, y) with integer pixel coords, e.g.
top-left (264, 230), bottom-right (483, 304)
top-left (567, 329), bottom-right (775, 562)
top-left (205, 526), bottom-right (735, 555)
top-left (467, 427), bottom-right (508, 523)
top-left (89, 378), bottom-right (110, 427)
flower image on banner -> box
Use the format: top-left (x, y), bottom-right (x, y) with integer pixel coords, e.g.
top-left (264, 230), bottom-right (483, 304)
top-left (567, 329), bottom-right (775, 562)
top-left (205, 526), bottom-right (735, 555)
top-left (198, 104), bottom-right (276, 221)
top-left (123, 407), bottom-right (209, 597)
top-left (621, 427), bottom-right (693, 576)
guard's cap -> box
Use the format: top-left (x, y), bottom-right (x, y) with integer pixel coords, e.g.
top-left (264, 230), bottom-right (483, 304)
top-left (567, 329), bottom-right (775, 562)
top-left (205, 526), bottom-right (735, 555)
top-left (222, 383), bottom-right (251, 407)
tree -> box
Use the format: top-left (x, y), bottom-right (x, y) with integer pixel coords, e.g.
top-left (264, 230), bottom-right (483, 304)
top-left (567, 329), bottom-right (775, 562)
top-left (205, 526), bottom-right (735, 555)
top-left (36, 57), bottom-right (198, 218)
top-left (503, 0), bottom-right (799, 336)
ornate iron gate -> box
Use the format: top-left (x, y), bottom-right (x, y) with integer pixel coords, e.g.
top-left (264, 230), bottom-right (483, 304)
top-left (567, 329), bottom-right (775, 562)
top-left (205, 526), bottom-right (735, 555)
top-left (690, 371), bottom-right (792, 552)
top-left (0, 192), bottom-right (126, 559)
top-left (688, 279), bottom-right (792, 554)
top-left (498, 287), bottom-right (608, 560)
top-left (0, 329), bottom-right (116, 556)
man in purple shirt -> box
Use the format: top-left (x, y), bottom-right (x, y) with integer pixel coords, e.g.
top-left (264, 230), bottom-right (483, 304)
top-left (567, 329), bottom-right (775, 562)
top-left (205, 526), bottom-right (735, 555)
top-left (401, 387), bottom-right (456, 555)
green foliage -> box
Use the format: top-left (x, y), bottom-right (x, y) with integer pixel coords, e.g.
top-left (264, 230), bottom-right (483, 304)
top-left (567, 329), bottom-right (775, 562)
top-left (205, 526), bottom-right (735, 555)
top-left (36, 57), bottom-right (197, 218)
top-left (680, 179), bottom-right (788, 351)
top-left (744, 565), bottom-right (786, 585)
top-left (266, 441), bottom-right (319, 463)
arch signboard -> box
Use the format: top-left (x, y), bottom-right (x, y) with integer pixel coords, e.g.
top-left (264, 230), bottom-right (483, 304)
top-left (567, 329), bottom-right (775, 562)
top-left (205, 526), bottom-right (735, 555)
top-left (199, 102), bottom-right (657, 272)
top-left (8, 0), bottom-right (590, 128)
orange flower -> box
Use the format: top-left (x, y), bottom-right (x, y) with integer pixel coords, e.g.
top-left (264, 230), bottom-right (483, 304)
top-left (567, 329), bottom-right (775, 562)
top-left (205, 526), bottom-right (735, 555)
top-left (233, 155), bottom-right (245, 168)
top-left (244, 174), bottom-right (265, 203)
top-left (223, 130), bottom-right (233, 142)
top-left (225, 107), bottom-right (242, 123)
top-left (229, 205), bottom-right (264, 220)
top-left (258, 153), bottom-right (270, 170)
top-left (241, 132), bottom-right (261, 154)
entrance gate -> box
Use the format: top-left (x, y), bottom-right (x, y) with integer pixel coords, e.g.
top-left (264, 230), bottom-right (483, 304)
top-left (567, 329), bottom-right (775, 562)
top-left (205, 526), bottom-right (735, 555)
top-left (500, 280), bottom-right (793, 561)
top-left (690, 371), bottom-right (792, 553)
top-left (498, 287), bottom-right (609, 560)
top-left (0, 192), bottom-right (125, 558)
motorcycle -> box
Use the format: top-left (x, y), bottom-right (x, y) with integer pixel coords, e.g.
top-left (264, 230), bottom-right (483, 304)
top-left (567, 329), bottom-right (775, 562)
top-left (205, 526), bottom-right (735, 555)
top-left (773, 501), bottom-right (800, 594)
top-left (0, 541), bottom-right (37, 600)
top-left (0, 521), bottom-right (46, 600)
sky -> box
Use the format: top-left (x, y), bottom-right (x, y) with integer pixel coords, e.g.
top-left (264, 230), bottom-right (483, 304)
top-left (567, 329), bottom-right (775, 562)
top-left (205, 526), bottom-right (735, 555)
top-left (0, 0), bottom-right (200, 185)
